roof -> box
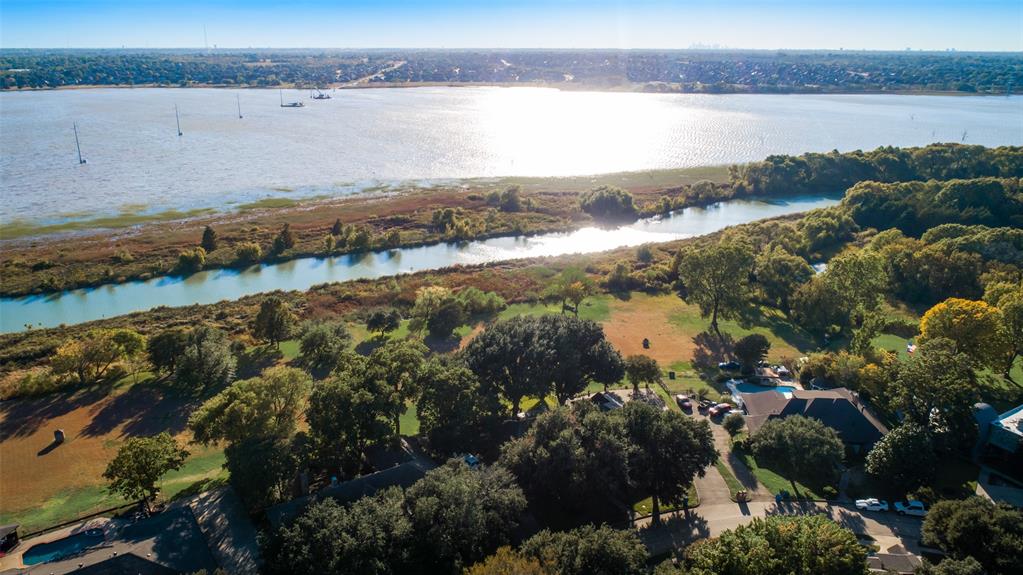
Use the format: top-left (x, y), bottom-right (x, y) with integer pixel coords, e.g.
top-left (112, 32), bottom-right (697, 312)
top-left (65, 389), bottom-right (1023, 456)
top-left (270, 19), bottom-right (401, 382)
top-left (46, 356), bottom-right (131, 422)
top-left (0, 525), bottom-right (17, 539)
top-left (743, 387), bottom-right (888, 446)
top-left (867, 552), bottom-right (922, 574)
top-left (267, 458), bottom-right (436, 528)
top-left (994, 404), bottom-right (1023, 438)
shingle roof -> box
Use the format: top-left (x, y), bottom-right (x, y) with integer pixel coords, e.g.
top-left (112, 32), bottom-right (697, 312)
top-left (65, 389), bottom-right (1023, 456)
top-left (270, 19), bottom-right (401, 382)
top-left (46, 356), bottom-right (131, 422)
top-left (743, 387), bottom-right (888, 446)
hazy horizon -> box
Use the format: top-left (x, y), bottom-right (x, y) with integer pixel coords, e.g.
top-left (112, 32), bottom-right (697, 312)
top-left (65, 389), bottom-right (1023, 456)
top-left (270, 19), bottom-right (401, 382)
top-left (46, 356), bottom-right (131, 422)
top-left (2, 1), bottom-right (1021, 52)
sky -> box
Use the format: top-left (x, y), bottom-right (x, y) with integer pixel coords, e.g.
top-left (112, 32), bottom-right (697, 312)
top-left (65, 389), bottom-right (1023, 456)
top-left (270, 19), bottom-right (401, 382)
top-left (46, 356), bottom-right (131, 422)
top-left (1, 1), bottom-right (1020, 51)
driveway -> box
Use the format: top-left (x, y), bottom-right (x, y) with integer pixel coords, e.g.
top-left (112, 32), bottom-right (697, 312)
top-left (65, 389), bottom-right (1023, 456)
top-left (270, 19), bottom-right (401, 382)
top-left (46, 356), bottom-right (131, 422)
top-left (635, 500), bottom-right (926, 557)
top-left (690, 410), bottom-right (772, 504)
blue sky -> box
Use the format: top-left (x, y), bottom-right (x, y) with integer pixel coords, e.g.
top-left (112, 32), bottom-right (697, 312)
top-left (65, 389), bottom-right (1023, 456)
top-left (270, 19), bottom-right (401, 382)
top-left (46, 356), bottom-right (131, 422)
top-left (2, 1), bottom-right (1020, 51)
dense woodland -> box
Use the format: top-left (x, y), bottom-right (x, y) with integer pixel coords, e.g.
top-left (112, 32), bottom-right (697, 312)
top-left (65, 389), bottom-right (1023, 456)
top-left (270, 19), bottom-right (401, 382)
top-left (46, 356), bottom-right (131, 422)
top-left (2, 49), bottom-right (1021, 93)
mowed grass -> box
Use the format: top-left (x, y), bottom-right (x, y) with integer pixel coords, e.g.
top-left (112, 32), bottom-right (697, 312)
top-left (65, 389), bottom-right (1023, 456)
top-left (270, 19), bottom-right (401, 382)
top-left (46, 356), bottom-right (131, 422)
top-left (733, 449), bottom-right (831, 500)
top-left (632, 485), bottom-right (699, 515)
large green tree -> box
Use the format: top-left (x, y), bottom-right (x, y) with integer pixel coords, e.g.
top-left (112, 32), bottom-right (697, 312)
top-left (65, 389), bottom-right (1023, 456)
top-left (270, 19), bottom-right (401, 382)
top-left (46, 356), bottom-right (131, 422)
top-left (405, 460), bottom-right (527, 574)
top-left (733, 334), bottom-right (770, 375)
top-left (174, 326), bottom-right (236, 394)
top-left (188, 366), bottom-right (310, 445)
top-left (682, 515), bottom-right (868, 575)
top-left (749, 415), bottom-right (844, 493)
top-left (224, 434), bottom-right (303, 512)
top-left (864, 422), bottom-right (936, 494)
top-left (919, 297), bottom-right (1010, 370)
top-left (921, 497), bottom-right (1023, 575)
top-left (755, 246), bottom-right (814, 313)
top-left (252, 296), bottom-right (298, 348)
top-left (499, 403), bottom-right (630, 512)
top-left (520, 525), bottom-right (648, 575)
top-left (147, 327), bottom-right (189, 374)
top-left (367, 339), bottom-right (428, 443)
top-left (677, 240), bottom-right (755, 339)
top-left (624, 354), bottom-right (661, 395)
top-left (297, 320), bottom-right (353, 375)
top-left (620, 402), bottom-right (717, 524)
top-left (103, 432), bottom-right (189, 513)
top-left (417, 359), bottom-right (503, 457)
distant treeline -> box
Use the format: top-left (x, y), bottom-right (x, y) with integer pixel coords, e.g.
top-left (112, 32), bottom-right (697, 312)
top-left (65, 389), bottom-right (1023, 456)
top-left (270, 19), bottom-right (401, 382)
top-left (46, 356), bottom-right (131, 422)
top-left (1, 49), bottom-right (1020, 93)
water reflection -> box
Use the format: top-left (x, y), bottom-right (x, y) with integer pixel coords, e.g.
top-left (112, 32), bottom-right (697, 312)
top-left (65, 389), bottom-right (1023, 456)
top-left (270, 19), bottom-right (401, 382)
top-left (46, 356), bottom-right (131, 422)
top-left (0, 196), bottom-right (838, 332)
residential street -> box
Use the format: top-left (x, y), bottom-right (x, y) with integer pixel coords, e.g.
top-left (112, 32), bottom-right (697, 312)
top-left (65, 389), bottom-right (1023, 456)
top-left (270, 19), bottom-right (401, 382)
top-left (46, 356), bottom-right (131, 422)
top-left (635, 500), bottom-right (926, 557)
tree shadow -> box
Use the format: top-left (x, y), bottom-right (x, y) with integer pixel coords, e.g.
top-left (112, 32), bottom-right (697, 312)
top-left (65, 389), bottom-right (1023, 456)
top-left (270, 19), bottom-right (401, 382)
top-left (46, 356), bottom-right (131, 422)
top-left (81, 382), bottom-right (197, 438)
top-left (423, 334), bottom-right (462, 354)
top-left (355, 336), bottom-right (387, 356)
top-left (726, 451), bottom-right (762, 492)
top-left (0, 383), bottom-right (114, 441)
top-left (609, 289), bottom-right (633, 302)
top-left (691, 330), bottom-right (735, 370)
top-left (235, 345), bottom-right (283, 379)
top-left (834, 506), bottom-right (868, 535)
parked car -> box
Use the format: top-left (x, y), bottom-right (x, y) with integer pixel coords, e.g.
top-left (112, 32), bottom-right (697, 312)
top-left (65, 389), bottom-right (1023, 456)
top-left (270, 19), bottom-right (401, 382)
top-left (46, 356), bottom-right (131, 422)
top-left (708, 403), bottom-right (732, 417)
top-left (718, 361), bottom-right (741, 371)
top-left (675, 394), bottom-right (693, 411)
top-left (855, 498), bottom-right (889, 512)
top-left (894, 500), bottom-right (927, 517)
top-left (698, 399), bottom-right (717, 412)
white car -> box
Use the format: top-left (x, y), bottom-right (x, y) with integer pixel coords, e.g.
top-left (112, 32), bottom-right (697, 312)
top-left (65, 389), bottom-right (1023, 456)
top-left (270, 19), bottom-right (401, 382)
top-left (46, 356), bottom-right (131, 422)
top-left (855, 498), bottom-right (889, 512)
top-left (894, 500), bottom-right (927, 517)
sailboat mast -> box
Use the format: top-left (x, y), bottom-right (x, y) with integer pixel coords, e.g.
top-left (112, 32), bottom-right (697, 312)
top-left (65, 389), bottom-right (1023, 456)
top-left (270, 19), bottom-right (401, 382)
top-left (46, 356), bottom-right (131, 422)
top-left (237, 94), bottom-right (243, 119)
top-left (175, 105), bottom-right (183, 136)
top-left (73, 122), bottom-right (86, 164)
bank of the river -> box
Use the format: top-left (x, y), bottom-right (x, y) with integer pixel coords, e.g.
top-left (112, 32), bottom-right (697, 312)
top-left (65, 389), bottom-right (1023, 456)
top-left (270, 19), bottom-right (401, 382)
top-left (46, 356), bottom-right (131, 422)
top-left (0, 166), bottom-right (729, 297)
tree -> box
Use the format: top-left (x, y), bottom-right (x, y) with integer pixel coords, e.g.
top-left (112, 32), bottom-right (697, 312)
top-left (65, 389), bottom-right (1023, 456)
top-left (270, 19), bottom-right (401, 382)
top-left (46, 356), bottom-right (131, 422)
top-left (366, 309), bottom-right (402, 336)
top-left (265, 489), bottom-right (413, 575)
top-left (733, 334), bottom-right (770, 375)
top-left (520, 525), bottom-right (648, 575)
top-left (917, 557), bottom-right (986, 575)
top-left (147, 328), bottom-right (189, 374)
top-left (791, 276), bottom-right (849, 339)
top-left (297, 320), bottom-right (352, 375)
top-left (111, 328), bottom-right (148, 382)
top-left (919, 298), bottom-right (1010, 370)
top-left (889, 338), bottom-right (980, 448)
top-left (683, 515), bottom-right (868, 575)
top-left (174, 326), bottom-right (236, 394)
top-left (620, 402), bottom-right (717, 524)
top-left (367, 339), bottom-right (428, 443)
top-left (624, 354), bottom-right (661, 395)
top-left (405, 459), bottom-right (527, 574)
top-left (272, 222), bottom-right (296, 254)
top-left (545, 268), bottom-right (596, 315)
top-left (864, 422), bottom-right (936, 494)
top-left (921, 497), bottom-right (1023, 575)
top-left (409, 286), bottom-right (465, 339)
top-left (417, 359), bottom-right (503, 456)
top-left (224, 434), bottom-right (302, 512)
top-left (188, 366), bottom-right (310, 445)
top-left (466, 547), bottom-right (551, 575)
top-left (989, 285), bottom-right (1023, 376)
top-left (722, 412), bottom-right (745, 437)
top-left (200, 225), bottom-right (219, 252)
top-left (463, 315), bottom-right (549, 417)
top-left (252, 296), bottom-right (297, 348)
top-left (756, 246), bottom-right (814, 313)
top-left (331, 217), bottom-right (344, 236)
top-left (306, 365), bottom-right (396, 475)
top-left (824, 249), bottom-right (888, 312)
top-left (103, 433), bottom-right (189, 513)
top-left (677, 240), bottom-right (755, 340)
top-left (51, 329), bottom-right (125, 385)
top-left (750, 415), bottom-right (844, 493)
top-left (499, 404), bottom-right (630, 511)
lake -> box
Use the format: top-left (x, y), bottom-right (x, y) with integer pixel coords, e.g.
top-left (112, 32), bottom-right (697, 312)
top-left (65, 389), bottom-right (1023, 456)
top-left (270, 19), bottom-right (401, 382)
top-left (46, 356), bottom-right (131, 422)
top-left (1, 88), bottom-right (1020, 227)
top-left (0, 196), bottom-right (838, 332)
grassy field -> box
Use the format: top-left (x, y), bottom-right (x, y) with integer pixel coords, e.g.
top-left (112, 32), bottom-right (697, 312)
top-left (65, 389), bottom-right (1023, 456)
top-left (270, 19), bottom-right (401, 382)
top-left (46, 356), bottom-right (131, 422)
top-left (732, 448), bottom-right (832, 500)
top-left (632, 484), bottom-right (699, 515)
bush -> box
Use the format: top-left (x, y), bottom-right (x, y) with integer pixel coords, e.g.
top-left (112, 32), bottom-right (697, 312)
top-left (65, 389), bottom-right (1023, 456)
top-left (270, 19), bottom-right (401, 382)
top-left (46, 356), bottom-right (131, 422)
top-left (579, 186), bottom-right (637, 221)
top-left (723, 412), bottom-right (745, 437)
top-left (235, 242), bottom-right (262, 265)
top-left (177, 247), bottom-right (206, 274)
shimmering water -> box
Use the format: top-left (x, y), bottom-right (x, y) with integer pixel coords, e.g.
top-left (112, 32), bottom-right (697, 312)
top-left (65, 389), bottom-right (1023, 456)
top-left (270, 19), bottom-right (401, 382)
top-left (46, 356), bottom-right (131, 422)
top-left (1, 88), bottom-right (1019, 226)
top-left (0, 195), bottom-right (837, 332)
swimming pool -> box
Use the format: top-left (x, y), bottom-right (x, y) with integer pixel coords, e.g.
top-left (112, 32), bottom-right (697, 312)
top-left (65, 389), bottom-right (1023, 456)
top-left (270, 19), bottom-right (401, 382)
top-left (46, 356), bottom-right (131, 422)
top-left (732, 382), bottom-right (796, 397)
top-left (21, 529), bottom-right (105, 565)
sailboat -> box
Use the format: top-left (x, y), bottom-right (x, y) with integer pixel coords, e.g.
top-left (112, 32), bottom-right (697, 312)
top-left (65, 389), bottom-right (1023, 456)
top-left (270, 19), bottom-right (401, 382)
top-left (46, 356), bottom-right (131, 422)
top-left (312, 88), bottom-right (332, 100)
top-left (237, 94), bottom-right (243, 119)
top-left (280, 89), bottom-right (304, 108)
top-left (175, 104), bottom-right (183, 136)
top-left (73, 122), bottom-right (87, 164)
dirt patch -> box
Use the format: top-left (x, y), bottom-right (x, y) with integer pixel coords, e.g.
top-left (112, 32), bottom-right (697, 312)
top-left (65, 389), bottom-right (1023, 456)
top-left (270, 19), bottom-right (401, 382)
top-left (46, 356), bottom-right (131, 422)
top-left (601, 293), bottom-right (696, 366)
top-left (0, 379), bottom-right (197, 521)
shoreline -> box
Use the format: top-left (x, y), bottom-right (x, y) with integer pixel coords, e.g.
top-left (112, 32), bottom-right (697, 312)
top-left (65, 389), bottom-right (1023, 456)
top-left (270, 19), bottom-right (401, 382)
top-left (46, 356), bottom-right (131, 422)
top-left (1, 82), bottom-right (1014, 97)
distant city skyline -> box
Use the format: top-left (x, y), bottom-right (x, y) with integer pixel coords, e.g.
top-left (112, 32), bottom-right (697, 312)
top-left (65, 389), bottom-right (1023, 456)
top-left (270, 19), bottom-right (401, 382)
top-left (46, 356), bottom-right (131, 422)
top-left (2, 1), bottom-right (1021, 52)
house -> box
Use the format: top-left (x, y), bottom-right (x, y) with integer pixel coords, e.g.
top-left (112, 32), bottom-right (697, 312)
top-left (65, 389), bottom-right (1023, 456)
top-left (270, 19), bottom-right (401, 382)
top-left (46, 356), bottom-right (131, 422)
top-left (590, 391), bottom-right (625, 412)
top-left (0, 525), bottom-right (18, 554)
top-left (741, 387), bottom-right (888, 452)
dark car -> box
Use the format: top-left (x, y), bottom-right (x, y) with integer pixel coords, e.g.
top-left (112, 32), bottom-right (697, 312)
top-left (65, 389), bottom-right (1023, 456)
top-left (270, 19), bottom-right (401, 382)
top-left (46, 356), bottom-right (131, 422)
top-left (718, 361), bottom-right (741, 371)
top-left (698, 398), bottom-right (717, 412)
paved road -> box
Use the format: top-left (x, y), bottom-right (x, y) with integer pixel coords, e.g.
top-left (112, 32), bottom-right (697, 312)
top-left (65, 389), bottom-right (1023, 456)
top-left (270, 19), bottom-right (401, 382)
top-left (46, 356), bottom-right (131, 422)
top-left (635, 500), bottom-right (926, 557)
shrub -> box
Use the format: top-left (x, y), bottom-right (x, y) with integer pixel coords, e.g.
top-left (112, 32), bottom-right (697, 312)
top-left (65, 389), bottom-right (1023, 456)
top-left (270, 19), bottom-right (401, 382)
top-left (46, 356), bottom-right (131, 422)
top-left (235, 242), bottom-right (262, 265)
top-left (177, 247), bottom-right (206, 273)
top-left (579, 186), bottom-right (637, 221)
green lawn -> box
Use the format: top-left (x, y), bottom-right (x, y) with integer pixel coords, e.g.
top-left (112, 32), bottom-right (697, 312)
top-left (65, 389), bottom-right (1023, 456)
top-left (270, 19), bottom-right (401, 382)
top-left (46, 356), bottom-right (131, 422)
top-left (632, 485), bottom-right (699, 515)
top-left (400, 403), bottom-right (420, 437)
top-left (733, 449), bottom-right (832, 500)
top-left (715, 459), bottom-right (744, 500)
top-left (498, 295), bottom-right (611, 323)
top-left (667, 304), bottom-right (816, 360)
